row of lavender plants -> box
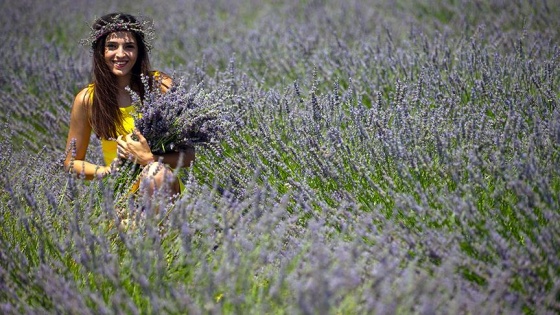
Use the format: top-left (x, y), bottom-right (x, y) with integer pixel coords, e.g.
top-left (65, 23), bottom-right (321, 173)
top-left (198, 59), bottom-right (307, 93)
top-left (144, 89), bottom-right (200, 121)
top-left (1, 0), bottom-right (559, 313)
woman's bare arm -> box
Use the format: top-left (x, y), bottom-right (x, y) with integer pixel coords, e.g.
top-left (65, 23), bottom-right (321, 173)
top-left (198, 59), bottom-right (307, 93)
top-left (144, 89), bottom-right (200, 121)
top-left (63, 88), bottom-right (110, 179)
top-left (154, 148), bottom-right (196, 169)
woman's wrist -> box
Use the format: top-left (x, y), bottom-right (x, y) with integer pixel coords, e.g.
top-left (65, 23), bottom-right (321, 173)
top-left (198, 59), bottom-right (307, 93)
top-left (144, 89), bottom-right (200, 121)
top-left (142, 154), bottom-right (155, 166)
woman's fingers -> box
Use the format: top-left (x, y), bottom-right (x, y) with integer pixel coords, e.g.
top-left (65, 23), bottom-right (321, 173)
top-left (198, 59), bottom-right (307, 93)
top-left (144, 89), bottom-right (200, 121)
top-left (116, 135), bottom-right (125, 148)
top-left (117, 132), bottom-right (150, 163)
top-left (133, 129), bottom-right (146, 142)
top-left (116, 135), bottom-right (129, 159)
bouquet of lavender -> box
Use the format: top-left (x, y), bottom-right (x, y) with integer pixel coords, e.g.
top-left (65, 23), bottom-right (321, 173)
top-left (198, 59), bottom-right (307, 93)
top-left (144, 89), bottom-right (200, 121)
top-left (112, 75), bottom-right (236, 198)
top-left (131, 75), bottom-right (234, 153)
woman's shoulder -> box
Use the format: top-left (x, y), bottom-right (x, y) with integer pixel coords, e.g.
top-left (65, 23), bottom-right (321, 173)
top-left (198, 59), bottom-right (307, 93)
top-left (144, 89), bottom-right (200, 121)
top-left (73, 84), bottom-right (94, 107)
top-left (149, 70), bottom-right (171, 81)
top-left (150, 70), bottom-right (173, 92)
top-left (79, 84), bottom-right (94, 97)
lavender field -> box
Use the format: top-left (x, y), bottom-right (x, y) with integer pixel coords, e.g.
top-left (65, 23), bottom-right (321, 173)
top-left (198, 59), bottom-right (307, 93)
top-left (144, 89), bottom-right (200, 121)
top-left (1, 0), bottom-right (559, 313)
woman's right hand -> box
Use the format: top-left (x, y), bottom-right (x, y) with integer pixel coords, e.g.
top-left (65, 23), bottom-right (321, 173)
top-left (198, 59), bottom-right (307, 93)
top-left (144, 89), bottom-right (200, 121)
top-left (93, 165), bottom-right (110, 179)
top-left (94, 159), bottom-right (121, 179)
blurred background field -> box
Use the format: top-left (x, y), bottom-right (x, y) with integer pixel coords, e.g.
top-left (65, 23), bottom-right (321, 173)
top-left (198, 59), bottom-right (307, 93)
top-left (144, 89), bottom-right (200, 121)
top-left (1, 0), bottom-right (559, 314)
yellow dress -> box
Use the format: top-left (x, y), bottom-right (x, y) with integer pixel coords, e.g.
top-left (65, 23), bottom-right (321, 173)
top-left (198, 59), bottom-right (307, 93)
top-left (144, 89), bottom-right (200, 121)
top-left (99, 104), bottom-right (137, 166)
top-left (88, 72), bottom-right (185, 193)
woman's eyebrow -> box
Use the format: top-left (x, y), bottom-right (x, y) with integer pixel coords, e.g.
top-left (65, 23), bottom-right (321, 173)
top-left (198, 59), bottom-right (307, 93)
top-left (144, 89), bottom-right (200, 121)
top-left (105, 40), bottom-right (137, 45)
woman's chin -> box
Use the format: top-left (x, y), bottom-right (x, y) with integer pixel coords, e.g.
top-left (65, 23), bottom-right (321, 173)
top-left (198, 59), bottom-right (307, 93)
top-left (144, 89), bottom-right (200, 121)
top-left (111, 67), bottom-right (132, 77)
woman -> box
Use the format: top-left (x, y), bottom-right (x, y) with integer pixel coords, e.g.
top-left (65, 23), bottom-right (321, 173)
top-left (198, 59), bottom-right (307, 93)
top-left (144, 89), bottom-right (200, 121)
top-left (64, 12), bottom-right (195, 196)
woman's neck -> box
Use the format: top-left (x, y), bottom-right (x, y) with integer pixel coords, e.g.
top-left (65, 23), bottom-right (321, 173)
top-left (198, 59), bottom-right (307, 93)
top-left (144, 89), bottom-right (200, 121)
top-left (116, 74), bottom-right (132, 90)
top-left (115, 75), bottom-right (133, 108)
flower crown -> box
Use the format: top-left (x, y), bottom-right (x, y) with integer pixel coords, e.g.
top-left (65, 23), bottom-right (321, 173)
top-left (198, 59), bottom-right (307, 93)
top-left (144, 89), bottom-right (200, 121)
top-left (81, 13), bottom-right (155, 51)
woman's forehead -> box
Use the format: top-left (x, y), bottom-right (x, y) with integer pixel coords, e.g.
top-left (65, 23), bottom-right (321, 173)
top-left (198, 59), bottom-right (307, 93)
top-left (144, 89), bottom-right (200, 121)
top-left (105, 31), bottom-right (136, 42)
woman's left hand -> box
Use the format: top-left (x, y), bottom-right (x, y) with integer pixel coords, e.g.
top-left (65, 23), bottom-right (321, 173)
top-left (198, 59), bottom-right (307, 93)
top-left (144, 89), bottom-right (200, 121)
top-left (116, 129), bottom-right (155, 166)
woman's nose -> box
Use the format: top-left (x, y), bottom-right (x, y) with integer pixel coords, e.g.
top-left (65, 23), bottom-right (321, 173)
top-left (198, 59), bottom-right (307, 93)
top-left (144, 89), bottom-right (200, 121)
top-left (116, 46), bottom-right (125, 57)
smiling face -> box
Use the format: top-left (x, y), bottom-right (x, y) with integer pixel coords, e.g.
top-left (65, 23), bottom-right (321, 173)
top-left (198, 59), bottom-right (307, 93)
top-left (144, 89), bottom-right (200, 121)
top-left (104, 31), bottom-right (138, 79)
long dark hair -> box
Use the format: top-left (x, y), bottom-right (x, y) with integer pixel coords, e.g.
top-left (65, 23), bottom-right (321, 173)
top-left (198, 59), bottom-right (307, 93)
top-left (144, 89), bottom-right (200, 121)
top-left (88, 12), bottom-right (152, 139)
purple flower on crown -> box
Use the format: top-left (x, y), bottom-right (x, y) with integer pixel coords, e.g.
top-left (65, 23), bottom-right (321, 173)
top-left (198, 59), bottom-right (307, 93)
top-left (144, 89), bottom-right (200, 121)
top-left (81, 13), bottom-right (155, 51)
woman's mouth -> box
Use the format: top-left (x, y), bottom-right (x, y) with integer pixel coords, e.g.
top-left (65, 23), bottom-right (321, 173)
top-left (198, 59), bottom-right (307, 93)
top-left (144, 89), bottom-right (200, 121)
top-left (113, 61), bottom-right (128, 69)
